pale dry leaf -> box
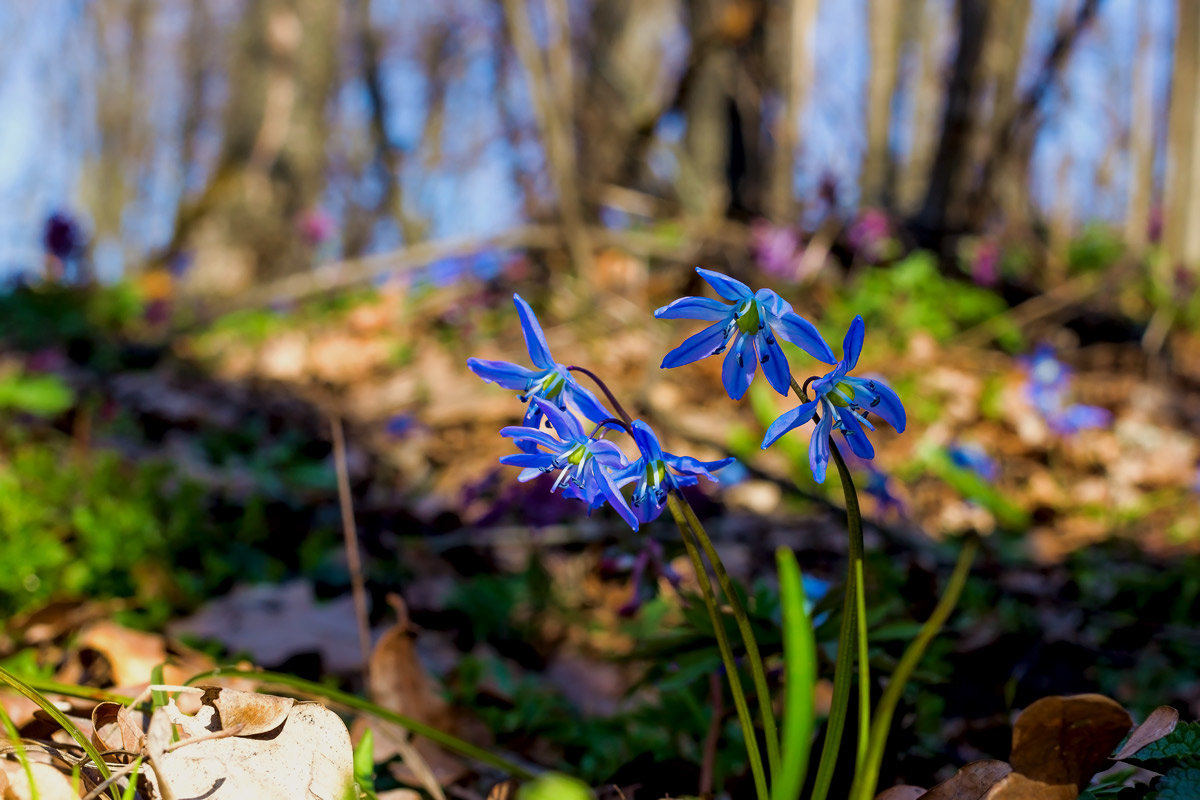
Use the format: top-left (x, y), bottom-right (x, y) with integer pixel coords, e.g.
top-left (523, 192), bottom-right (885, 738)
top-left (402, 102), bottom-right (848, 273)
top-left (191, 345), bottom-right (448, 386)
top-left (0, 761), bottom-right (79, 800)
top-left (1112, 705), bottom-right (1179, 761)
top-left (921, 760), bottom-right (1013, 800)
top-left (149, 693), bottom-right (352, 800)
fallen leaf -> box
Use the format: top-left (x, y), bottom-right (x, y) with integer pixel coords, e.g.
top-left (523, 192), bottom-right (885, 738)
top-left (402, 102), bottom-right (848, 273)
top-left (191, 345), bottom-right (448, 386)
top-left (0, 761), bottom-right (79, 800)
top-left (921, 760), bottom-right (1012, 799)
top-left (169, 580), bottom-right (365, 673)
top-left (1112, 705), bottom-right (1179, 761)
top-left (150, 689), bottom-right (352, 800)
top-left (876, 786), bottom-right (926, 799)
top-left (202, 686), bottom-right (296, 736)
top-left (1009, 694), bottom-right (1131, 791)
top-left (981, 772), bottom-right (1075, 800)
top-left (368, 595), bottom-right (483, 787)
top-left (91, 701), bottom-right (145, 753)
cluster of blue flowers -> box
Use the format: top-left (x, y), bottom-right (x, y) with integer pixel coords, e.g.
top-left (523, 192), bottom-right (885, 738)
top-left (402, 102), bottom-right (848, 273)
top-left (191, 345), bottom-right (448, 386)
top-left (469, 293), bottom-right (732, 530)
top-left (469, 269), bottom-right (907, 529)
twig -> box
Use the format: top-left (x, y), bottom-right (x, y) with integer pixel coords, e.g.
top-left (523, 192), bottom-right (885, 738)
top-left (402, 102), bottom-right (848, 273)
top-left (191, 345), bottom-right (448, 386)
top-left (699, 671), bottom-right (723, 796)
top-left (331, 416), bottom-right (374, 682)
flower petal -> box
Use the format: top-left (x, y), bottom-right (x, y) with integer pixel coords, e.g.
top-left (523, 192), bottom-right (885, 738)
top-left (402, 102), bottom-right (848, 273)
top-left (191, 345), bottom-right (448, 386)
top-left (566, 382), bottom-right (613, 424)
top-left (835, 406), bottom-right (876, 461)
top-left (590, 460), bottom-right (640, 531)
top-left (757, 329), bottom-right (792, 395)
top-left (848, 377), bottom-right (906, 433)
top-left (630, 420), bottom-right (666, 463)
top-left (467, 358), bottom-right (537, 390)
top-left (696, 268), bottom-right (753, 302)
top-left (809, 407), bottom-right (834, 483)
top-left (531, 397), bottom-right (583, 439)
top-left (654, 296), bottom-right (732, 321)
top-left (775, 313), bottom-right (837, 364)
top-left (665, 453), bottom-right (735, 480)
top-left (661, 320), bottom-right (730, 368)
top-left (761, 398), bottom-right (819, 449)
top-left (842, 315), bottom-right (865, 370)
top-left (499, 427), bottom-right (561, 450)
top-left (755, 287), bottom-right (794, 317)
top-left (722, 333), bottom-right (757, 400)
top-left (500, 453), bottom-right (555, 470)
top-left (513, 293), bottom-right (555, 369)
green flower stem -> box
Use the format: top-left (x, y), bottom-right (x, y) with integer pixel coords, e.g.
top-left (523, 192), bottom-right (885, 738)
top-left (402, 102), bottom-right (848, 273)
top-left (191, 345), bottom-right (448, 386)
top-left (848, 536), bottom-right (979, 800)
top-left (854, 557), bottom-right (869, 773)
top-left (810, 440), bottom-right (868, 800)
top-left (676, 495), bottom-right (782, 781)
top-left (666, 492), bottom-right (769, 800)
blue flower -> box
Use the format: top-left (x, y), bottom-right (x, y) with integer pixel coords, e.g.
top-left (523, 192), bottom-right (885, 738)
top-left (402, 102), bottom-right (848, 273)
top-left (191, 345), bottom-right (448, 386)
top-left (469, 294), bottom-right (612, 427)
top-left (499, 398), bottom-right (639, 530)
top-left (1019, 345), bottom-right (1110, 435)
top-left (656, 268), bottom-right (836, 400)
top-left (947, 442), bottom-right (998, 482)
top-left (760, 316), bottom-right (906, 483)
top-left (611, 420), bottom-right (734, 524)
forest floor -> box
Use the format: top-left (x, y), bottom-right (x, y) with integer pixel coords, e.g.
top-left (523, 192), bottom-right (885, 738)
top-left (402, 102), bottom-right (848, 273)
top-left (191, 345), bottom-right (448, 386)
top-left (0, 256), bottom-right (1198, 797)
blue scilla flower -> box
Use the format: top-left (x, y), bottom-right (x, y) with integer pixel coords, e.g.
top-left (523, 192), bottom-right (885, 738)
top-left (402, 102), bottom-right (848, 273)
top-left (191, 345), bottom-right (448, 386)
top-left (611, 419), bottom-right (734, 524)
top-left (656, 268), bottom-right (836, 400)
top-left (499, 397), bottom-right (639, 530)
top-left (761, 315), bottom-right (906, 482)
top-left (1019, 345), bottom-right (1110, 435)
top-left (469, 294), bottom-right (612, 428)
top-left (947, 441), bottom-right (998, 482)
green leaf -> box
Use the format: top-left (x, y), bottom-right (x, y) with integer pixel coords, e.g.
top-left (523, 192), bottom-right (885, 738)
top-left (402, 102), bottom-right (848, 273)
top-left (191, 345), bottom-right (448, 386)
top-left (517, 773), bottom-right (594, 800)
top-left (772, 548), bottom-right (817, 800)
top-left (1147, 766), bottom-right (1200, 799)
top-left (0, 372), bottom-right (74, 416)
top-left (1124, 722), bottom-right (1200, 771)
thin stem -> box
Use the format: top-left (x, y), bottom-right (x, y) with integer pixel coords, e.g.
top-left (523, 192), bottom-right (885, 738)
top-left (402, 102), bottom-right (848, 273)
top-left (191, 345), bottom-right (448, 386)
top-left (849, 537), bottom-right (979, 800)
top-left (832, 442), bottom-right (870, 780)
top-left (854, 559), bottom-right (869, 772)
top-left (811, 439), bottom-right (868, 800)
top-left (568, 365), bottom-right (633, 423)
top-left (676, 496), bottom-right (782, 781)
top-left (666, 493), bottom-right (769, 800)
top-left (331, 417), bottom-right (373, 682)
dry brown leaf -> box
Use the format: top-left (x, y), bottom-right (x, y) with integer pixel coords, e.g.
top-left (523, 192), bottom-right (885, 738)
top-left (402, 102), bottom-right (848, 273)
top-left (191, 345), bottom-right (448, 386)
top-left (91, 701), bottom-right (145, 753)
top-left (487, 778), bottom-right (519, 799)
top-left (921, 760), bottom-right (1013, 800)
top-left (202, 686), bottom-right (295, 736)
top-left (150, 689), bottom-right (352, 800)
top-left (1112, 705), bottom-right (1179, 761)
top-left (1010, 694), bottom-right (1132, 791)
top-left (876, 786), bottom-right (927, 799)
top-left (76, 620), bottom-right (208, 687)
top-left (981, 772), bottom-right (1075, 800)
top-left (0, 761), bottom-right (79, 800)
top-left (368, 595), bottom-right (480, 787)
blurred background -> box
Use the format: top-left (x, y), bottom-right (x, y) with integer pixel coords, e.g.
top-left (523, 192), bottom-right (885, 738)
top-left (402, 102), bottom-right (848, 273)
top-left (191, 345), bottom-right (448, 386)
top-left (1, 0), bottom-right (1200, 795)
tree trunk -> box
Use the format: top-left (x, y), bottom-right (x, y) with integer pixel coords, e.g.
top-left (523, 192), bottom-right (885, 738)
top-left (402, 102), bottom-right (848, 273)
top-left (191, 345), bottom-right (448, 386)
top-left (1124, 2), bottom-right (1155, 257)
top-left (1163, 0), bottom-right (1200, 273)
top-left (861, 0), bottom-right (901, 208)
